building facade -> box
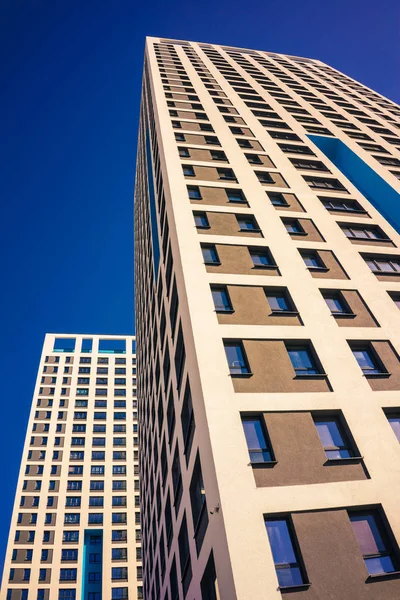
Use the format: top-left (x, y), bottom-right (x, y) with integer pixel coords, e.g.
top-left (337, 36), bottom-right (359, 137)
top-left (0, 334), bottom-right (142, 600)
top-left (134, 37), bottom-right (400, 599)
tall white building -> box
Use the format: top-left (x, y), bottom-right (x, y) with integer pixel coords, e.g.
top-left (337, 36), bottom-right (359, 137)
top-left (134, 37), bottom-right (400, 600)
top-left (0, 334), bottom-right (142, 600)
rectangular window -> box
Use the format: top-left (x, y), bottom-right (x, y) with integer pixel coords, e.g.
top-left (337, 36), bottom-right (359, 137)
top-left (265, 290), bottom-right (295, 313)
top-left (341, 225), bottom-right (388, 241)
top-left (187, 185), bottom-right (201, 199)
top-left (349, 510), bottom-right (398, 575)
top-left (242, 416), bottom-right (274, 463)
top-left (182, 165), bottom-right (195, 177)
top-left (322, 291), bottom-right (352, 315)
top-left (226, 189), bottom-right (246, 203)
top-left (301, 251), bottom-right (325, 270)
top-left (217, 167), bottom-right (236, 181)
top-left (283, 219), bottom-right (304, 234)
top-left (313, 416), bottom-right (354, 459)
top-left (194, 212), bottom-right (210, 229)
top-left (237, 215), bottom-right (260, 232)
top-left (386, 412), bottom-right (400, 442)
top-left (201, 244), bottom-right (220, 265)
top-left (365, 257), bottom-right (400, 274)
top-left (224, 342), bottom-right (250, 375)
top-left (265, 517), bottom-right (306, 587)
top-left (250, 247), bottom-right (275, 268)
top-left (286, 345), bottom-right (321, 376)
top-left (351, 345), bottom-right (385, 375)
top-left (211, 286), bottom-right (233, 312)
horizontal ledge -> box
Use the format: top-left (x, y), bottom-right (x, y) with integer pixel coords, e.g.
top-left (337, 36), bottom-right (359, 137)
top-left (332, 312), bottom-right (356, 318)
top-left (324, 456), bottom-right (364, 464)
top-left (363, 372), bottom-right (391, 378)
top-left (269, 310), bottom-right (300, 316)
top-left (279, 583), bottom-right (311, 592)
top-left (250, 460), bottom-right (278, 468)
top-left (294, 373), bottom-right (328, 379)
top-left (307, 267), bottom-right (330, 272)
top-left (229, 372), bottom-right (254, 378)
top-left (367, 571), bottom-right (400, 582)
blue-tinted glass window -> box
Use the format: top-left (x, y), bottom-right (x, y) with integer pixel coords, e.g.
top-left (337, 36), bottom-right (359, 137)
top-left (284, 219), bottom-right (303, 234)
top-left (250, 248), bottom-right (274, 267)
top-left (287, 346), bottom-right (319, 376)
top-left (302, 251), bottom-right (324, 269)
top-left (211, 287), bottom-right (232, 312)
top-left (194, 213), bottom-right (209, 228)
top-left (237, 216), bottom-right (259, 231)
top-left (350, 511), bottom-right (396, 575)
top-left (201, 245), bottom-right (219, 264)
top-left (241, 417), bottom-right (273, 463)
top-left (265, 518), bottom-right (305, 587)
top-left (314, 418), bottom-right (353, 459)
top-left (266, 292), bottom-right (291, 312)
top-left (324, 294), bottom-right (350, 314)
top-left (187, 186), bottom-right (201, 199)
top-left (224, 342), bottom-right (250, 375)
top-left (352, 347), bottom-right (383, 374)
top-left (387, 414), bottom-right (400, 442)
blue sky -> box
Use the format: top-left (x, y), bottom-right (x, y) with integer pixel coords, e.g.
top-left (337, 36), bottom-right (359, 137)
top-left (1, 0), bottom-right (399, 575)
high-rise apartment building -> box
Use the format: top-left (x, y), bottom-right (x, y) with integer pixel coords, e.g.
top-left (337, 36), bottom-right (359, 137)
top-left (0, 334), bottom-right (142, 600)
top-left (134, 37), bottom-right (400, 599)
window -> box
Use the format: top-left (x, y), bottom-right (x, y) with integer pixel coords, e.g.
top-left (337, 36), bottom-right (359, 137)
top-left (249, 247), bottom-right (275, 268)
top-left (301, 251), bottom-right (325, 270)
top-left (268, 192), bottom-right (289, 207)
top-left (64, 514), bottom-right (80, 525)
top-left (365, 256), bottom-right (400, 274)
top-left (237, 215), bottom-right (260, 232)
top-left (112, 530), bottom-right (127, 542)
top-left (60, 569), bottom-right (77, 581)
top-left (58, 591), bottom-right (76, 600)
top-left (241, 416), bottom-right (273, 463)
top-left (351, 344), bottom-right (385, 375)
top-left (245, 153), bottom-right (263, 165)
top-left (320, 197), bottom-right (365, 213)
top-left (265, 289), bottom-right (295, 313)
top-left (226, 189), bottom-right (246, 203)
top-left (283, 219), bottom-right (304, 234)
top-left (341, 225), bottom-right (388, 241)
top-left (187, 185), bottom-right (201, 199)
top-left (62, 549), bottom-right (78, 562)
top-left (178, 147), bottom-right (190, 157)
top-left (256, 171), bottom-right (274, 184)
top-left (211, 286), bottom-right (233, 312)
top-left (304, 176), bottom-right (347, 191)
top-left (286, 345), bottom-right (321, 376)
top-left (111, 589), bottom-right (128, 600)
top-left (224, 342), bottom-right (250, 375)
top-left (112, 548), bottom-right (127, 561)
top-left (182, 165), bottom-right (195, 177)
top-left (386, 412), bottom-right (400, 442)
top-left (217, 167), bottom-right (236, 181)
top-left (313, 416), bottom-right (355, 459)
top-left (201, 244), bottom-right (220, 265)
top-left (349, 511), bottom-right (398, 575)
top-left (88, 514), bottom-right (103, 525)
top-left (194, 212), bottom-right (209, 229)
top-left (112, 567), bottom-right (128, 580)
top-left (265, 518), bottom-right (306, 588)
top-left (322, 291), bottom-right (352, 315)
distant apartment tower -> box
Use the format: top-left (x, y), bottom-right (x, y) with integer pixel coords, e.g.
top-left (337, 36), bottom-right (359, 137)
top-left (134, 37), bottom-right (400, 599)
top-left (0, 334), bottom-right (142, 600)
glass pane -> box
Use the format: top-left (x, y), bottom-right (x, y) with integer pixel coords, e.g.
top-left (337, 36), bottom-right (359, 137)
top-left (268, 294), bottom-right (289, 311)
top-left (251, 252), bottom-right (270, 266)
top-left (288, 349), bottom-right (317, 374)
top-left (350, 513), bottom-right (387, 554)
top-left (202, 247), bottom-right (217, 263)
top-left (303, 254), bottom-right (319, 268)
top-left (353, 349), bottom-right (378, 372)
top-left (212, 289), bottom-right (230, 311)
top-left (276, 566), bottom-right (304, 587)
top-left (326, 449), bottom-right (351, 459)
top-left (364, 555), bottom-right (395, 575)
top-left (388, 417), bottom-right (400, 442)
top-left (239, 218), bottom-right (256, 230)
top-left (325, 296), bottom-right (345, 313)
top-left (376, 261), bottom-right (395, 273)
top-left (242, 419), bottom-right (266, 451)
top-left (266, 519), bottom-right (298, 565)
top-left (315, 420), bottom-right (345, 448)
top-left (249, 450), bottom-right (272, 463)
top-left (224, 344), bottom-right (247, 374)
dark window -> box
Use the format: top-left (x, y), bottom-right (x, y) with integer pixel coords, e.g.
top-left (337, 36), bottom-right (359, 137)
top-left (178, 147), bottom-right (190, 158)
top-left (304, 176), bottom-right (347, 191)
top-left (349, 510), bottom-right (398, 575)
top-left (301, 251), bottom-right (326, 270)
top-left (201, 244), bottom-right (220, 265)
top-left (237, 215), bottom-right (260, 232)
top-left (320, 197), bottom-right (365, 213)
top-left (226, 189), bottom-right (246, 203)
top-left (187, 186), bottom-right (201, 199)
top-left (286, 345), bottom-right (321, 376)
top-left (283, 219), bottom-right (304, 234)
top-left (265, 289), bottom-right (295, 313)
top-left (183, 165), bottom-right (195, 177)
top-left (322, 291), bottom-right (352, 315)
top-left (341, 225), bottom-right (388, 241)
top-left (250, 247), bottom-right (276, 268)
top-left (365, 257), bottom-right (400, 274)
top-left (224, 342), bottom-right (250, 375)
top-left (265, 517), bottom-right (306, 588)
top-left (256, 171), bottom-right (274, 184)
top-left (217, 168), bottom-right (236, 181)
top-left (241, 416), bottom-right (273, 463)
top-left (268, 192), bottom-right (289, 207)
top-left (386, 412), bottom-right (400, 442)
top-left (194, 212), bottom-right (210, 229)
top-left (211, 286), bottom-right (233, 312)
top-left (351, 345), bottom-right (386, 375)
top-left (313, 416), bottom-right (355, 458)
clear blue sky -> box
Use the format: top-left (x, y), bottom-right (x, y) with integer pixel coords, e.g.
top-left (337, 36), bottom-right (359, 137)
top-left (1, 0), bottom-right (399, 575)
